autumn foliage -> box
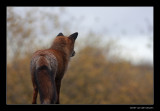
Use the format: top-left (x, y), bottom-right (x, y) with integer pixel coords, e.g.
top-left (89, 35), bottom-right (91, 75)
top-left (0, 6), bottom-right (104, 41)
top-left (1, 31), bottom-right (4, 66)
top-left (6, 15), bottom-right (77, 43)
top-left (7, 44), bottom-right (153, 104)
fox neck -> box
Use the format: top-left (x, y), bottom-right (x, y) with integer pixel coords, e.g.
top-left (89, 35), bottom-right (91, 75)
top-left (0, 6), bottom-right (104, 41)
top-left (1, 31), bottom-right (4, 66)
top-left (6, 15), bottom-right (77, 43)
top-left (50, 45), bottom-right (71, 61)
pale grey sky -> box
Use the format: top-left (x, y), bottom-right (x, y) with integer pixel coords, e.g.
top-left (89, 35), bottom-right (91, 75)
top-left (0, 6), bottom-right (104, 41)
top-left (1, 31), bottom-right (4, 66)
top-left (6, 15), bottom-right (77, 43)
top-left (65, 7), bottom-right (153, 37)
top-left (64, 7), bottom-right (153, 64)
top-left (11, 7), bottom-right (153, 65)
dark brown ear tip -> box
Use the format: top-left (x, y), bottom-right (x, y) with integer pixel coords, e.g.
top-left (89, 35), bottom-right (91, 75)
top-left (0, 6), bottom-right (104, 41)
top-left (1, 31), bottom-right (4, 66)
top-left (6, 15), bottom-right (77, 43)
top-left (57, 32), bottom-right (64, 36)
top-left (69, 32), bottom-right (78, 40)
top-left (74, 32), bottom-right (78, 35)
top-left (72, 32), bottom-right (78, 37)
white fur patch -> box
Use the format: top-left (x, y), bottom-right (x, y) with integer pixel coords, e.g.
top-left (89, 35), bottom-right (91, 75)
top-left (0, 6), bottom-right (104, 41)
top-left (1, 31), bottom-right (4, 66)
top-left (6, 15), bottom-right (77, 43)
top-left (30, 50), bottom-right (58, 78)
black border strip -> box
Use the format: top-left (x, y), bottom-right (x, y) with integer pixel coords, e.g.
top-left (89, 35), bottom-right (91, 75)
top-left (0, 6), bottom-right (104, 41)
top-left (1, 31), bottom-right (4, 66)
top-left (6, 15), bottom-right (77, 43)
top-left (2, 0), bottom-right (159, 110)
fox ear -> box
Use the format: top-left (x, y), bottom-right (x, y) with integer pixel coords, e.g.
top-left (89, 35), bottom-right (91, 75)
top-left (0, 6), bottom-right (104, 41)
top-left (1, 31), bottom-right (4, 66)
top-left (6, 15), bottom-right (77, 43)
top-left (69, 32), bottom-right (78, 40)
top-left (57, 32), bottom-right (64, 36)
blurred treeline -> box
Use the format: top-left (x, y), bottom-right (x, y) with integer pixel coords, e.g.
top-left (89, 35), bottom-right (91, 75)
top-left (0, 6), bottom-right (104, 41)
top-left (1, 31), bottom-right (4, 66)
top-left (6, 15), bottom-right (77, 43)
top-left (7, 7), bottom-right (153, 104)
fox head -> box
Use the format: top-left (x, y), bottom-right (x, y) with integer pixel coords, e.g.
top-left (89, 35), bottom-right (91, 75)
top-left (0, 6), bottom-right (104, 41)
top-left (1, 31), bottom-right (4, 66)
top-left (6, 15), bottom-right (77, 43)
top-left (51, 32), bottom-right (78, 58)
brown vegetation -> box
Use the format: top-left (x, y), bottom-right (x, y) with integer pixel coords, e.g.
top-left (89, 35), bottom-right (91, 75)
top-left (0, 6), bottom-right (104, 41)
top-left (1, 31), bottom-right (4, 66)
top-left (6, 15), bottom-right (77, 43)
top-left (7, 44), bottom-right (153, 104)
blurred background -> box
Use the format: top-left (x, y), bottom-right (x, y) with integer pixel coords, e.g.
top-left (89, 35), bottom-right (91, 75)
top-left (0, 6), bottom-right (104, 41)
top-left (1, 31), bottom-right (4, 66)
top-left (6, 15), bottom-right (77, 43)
top-left (7, 7), bottom-right (153, 104)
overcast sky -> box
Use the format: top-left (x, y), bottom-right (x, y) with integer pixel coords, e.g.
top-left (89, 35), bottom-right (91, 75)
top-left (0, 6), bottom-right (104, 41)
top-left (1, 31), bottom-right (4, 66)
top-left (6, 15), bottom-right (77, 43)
top-left (64, 7), bottom-right (153, 37)
top-left (64, 7), bottom-right (153, 64)
top-left (12, 7), bottom-right (153, 65)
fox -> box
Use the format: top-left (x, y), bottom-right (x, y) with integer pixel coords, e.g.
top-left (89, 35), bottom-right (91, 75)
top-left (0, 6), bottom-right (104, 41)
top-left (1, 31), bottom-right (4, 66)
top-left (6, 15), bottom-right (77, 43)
top-left (30, 32), bottom-right (78, 104)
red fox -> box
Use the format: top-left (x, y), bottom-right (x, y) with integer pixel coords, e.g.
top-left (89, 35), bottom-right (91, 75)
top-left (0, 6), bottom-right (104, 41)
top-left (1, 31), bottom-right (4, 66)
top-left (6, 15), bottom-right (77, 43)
top-left (30, 32), bottom-right (78, 104)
